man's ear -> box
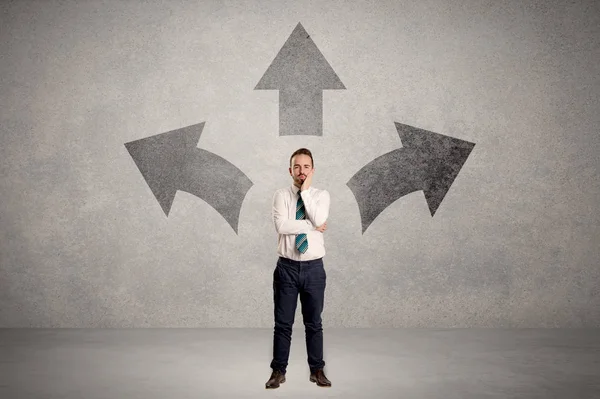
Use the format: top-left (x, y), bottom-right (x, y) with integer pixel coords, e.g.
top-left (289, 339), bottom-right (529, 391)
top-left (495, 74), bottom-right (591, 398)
top-left (289, 167), bottom-right (292, 175)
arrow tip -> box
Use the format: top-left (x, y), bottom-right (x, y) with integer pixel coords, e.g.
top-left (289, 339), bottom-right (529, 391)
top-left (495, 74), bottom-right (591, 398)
top-left (255, 22), bottom-right (345, 90)
top-left (125, 122), bottom-right (207, 216)
top-left (394, 122), bottom-right (475, 216)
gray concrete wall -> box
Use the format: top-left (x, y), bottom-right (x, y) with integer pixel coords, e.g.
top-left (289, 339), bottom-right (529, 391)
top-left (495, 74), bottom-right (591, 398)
top-left (1, 0), bottom-right (598, 327)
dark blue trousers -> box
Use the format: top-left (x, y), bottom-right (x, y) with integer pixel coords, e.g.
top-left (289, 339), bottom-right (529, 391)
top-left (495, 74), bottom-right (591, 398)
top-left (270, 256), bottom-right (326, 374)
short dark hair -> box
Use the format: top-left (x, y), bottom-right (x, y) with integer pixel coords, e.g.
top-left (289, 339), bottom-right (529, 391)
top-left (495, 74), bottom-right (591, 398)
top-left (289, 148), bottom-right (314, 168)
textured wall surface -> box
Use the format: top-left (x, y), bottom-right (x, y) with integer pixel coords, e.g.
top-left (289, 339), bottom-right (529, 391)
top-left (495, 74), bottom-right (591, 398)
top-left (1, 0), bottom-right (598, 327)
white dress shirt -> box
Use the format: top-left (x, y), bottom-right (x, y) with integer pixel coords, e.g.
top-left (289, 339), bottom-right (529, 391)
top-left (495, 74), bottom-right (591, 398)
top-left (272, 185), bottom-right (330, 261)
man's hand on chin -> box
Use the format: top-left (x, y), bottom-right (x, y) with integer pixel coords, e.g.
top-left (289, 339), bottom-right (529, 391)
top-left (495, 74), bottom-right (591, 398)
top-left (301, 169), bottom-right (314, 191)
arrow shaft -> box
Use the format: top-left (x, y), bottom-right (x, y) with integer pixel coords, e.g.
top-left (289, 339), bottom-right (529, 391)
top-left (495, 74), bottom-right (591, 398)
top-left (279, 90), bottom-right (323, 136)
top-left (347, 148), bottom-right (425, 232)
top-left (181, 150), bottom-right (253, 232)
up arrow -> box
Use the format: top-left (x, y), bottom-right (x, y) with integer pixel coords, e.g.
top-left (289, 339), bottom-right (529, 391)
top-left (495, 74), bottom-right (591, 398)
top-left (255, 22), bottom-right (346, 136)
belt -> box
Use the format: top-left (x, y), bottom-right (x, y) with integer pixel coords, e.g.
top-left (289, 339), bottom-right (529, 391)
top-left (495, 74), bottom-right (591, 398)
top-left (278, 256), bottom-right (323, 265)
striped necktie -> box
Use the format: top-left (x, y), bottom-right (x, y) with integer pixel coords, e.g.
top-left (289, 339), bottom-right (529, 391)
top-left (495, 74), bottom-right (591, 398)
top-left (295, 191), bottom-right (308, 253)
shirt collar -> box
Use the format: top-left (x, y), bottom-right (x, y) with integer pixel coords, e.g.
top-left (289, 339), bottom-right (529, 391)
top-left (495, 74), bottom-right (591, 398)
top-left (291, 184), bottom-right (303, 195)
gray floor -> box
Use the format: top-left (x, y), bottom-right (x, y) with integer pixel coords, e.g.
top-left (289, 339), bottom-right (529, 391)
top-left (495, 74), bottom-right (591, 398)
top-left (1, 328), bottom-right (599, 399)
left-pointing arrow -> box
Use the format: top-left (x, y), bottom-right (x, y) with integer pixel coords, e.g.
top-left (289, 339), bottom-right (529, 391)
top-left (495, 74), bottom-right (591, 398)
top-left (124, 122), bottom-right (253, 234)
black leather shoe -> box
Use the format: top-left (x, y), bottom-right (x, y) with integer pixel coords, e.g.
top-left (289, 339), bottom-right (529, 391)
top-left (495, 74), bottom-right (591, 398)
top-left (265, 370), bottom-right (286, 389)
top-left (309, 369), bottom-right (331, 387)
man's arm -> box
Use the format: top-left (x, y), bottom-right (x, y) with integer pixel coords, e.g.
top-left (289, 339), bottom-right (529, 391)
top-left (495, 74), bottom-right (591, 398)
top-left (300, 189), bottom-right (330, 228)
top-left (272, 190), bottom-right (314, 235)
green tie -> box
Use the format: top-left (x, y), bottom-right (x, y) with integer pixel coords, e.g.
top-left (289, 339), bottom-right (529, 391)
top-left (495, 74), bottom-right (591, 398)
top-left (295, 191), bottom-right (308, 253)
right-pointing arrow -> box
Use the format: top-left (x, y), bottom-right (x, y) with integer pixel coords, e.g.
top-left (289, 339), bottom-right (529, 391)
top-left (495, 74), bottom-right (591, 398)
top-left (347, 122), bottom-right (475, 233)
top-left (255, 22), bottom-right (345, 136)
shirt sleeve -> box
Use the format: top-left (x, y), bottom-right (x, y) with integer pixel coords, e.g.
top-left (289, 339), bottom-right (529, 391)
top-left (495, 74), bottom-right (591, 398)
top-left (300, 188), bottom-right (330, 228)
top-left (272, 190), bottom-right (314, 235)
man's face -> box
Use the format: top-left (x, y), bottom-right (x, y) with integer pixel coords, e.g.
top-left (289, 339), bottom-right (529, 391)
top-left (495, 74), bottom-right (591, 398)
top-left (289, 154), bottom-right (313, 187)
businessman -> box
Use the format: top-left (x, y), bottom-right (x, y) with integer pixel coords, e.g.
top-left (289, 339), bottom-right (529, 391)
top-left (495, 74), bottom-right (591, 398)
top-left (266, 148), bottom-right (332, 389)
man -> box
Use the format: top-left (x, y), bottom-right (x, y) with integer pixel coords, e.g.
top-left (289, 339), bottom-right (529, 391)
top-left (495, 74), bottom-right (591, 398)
top-left (266, 148), bottom-right (332, 389)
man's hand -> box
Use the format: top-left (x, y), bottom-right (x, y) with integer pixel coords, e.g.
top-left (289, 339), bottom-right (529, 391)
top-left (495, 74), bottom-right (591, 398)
top-left (301, 169), bottom-right (314, 191)
top-left (315, 221), bottom-right (327, 233)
